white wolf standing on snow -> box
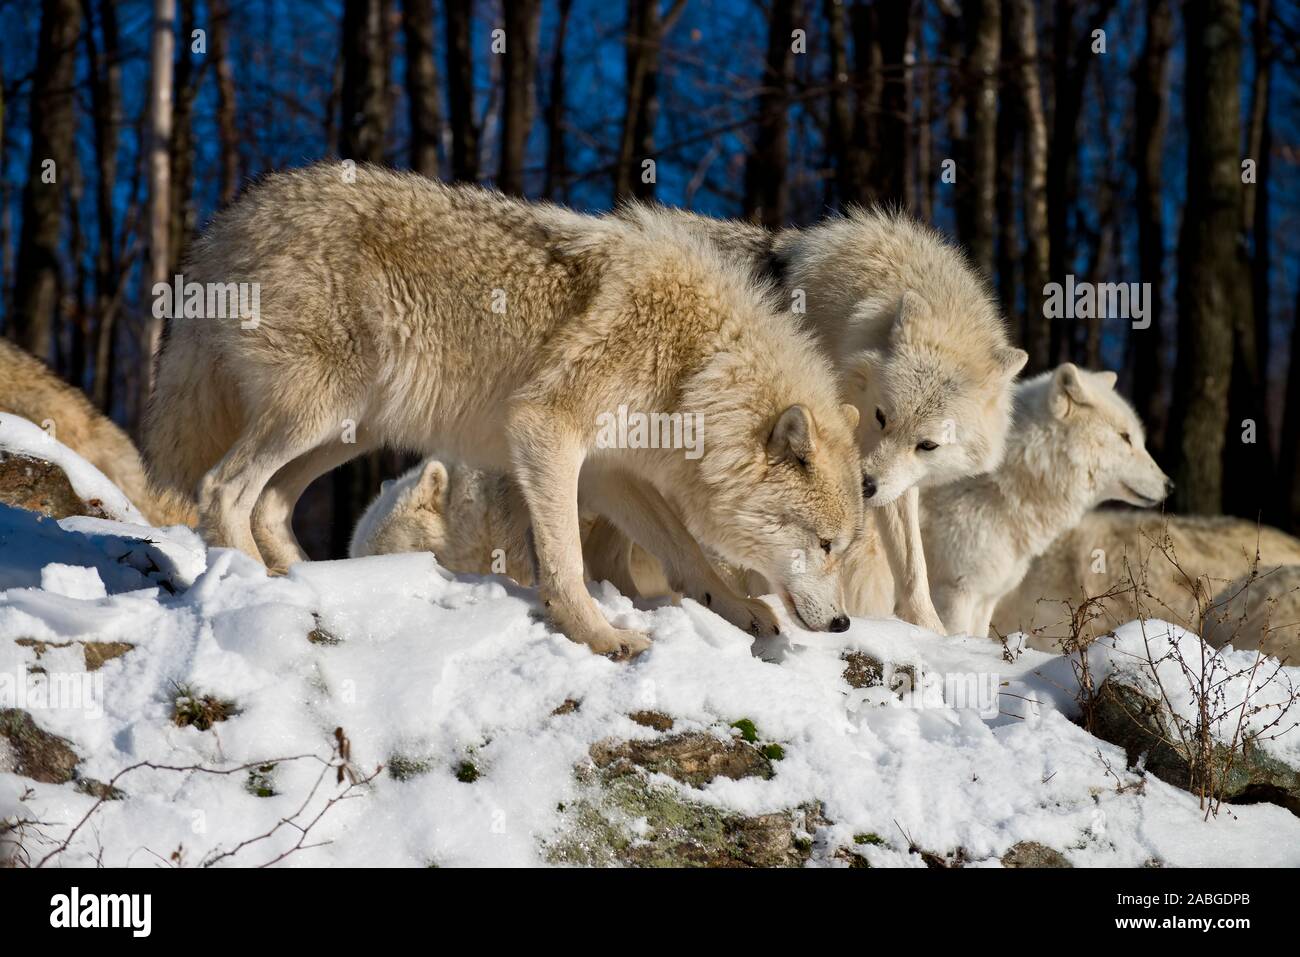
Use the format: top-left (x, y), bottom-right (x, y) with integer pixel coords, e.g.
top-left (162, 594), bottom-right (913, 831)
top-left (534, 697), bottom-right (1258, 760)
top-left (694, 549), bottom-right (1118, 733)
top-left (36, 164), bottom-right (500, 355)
top-left (917, 364), bottom-right (1171, 637)
top-left (145, 164), bottom-right (865, 656)
top-left (616, 206), bottom-right (1028, 632)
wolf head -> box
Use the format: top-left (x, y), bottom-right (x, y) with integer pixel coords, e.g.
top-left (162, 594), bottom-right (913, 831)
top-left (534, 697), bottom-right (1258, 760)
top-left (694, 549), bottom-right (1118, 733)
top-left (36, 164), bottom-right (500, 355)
top-left (349, 459), bottom-right (452, 559)
top-left (686, 381), bottom-right (865, 632)
top-left (1019, 363), bottom-right (1171, 508)
top-left (847, 292), bottom-right (1028, 505)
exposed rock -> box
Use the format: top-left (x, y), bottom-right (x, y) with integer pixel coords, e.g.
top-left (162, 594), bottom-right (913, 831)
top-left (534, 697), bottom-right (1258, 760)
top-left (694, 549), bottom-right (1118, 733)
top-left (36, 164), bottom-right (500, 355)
top-left (1001, 841), bottom-right (1073, 868)
top-left (17, 637), bottom-right (134, 672)
top-left (1091, 673), bottom-right (1300, 816)
top-left (551, 699), bottom-right (580, 716)
top-left (0, 452), bottom-right (110, 520)
top-left (629, 710), bottom-right (673, 731)
top-left (590, 731), bottom-right (773, 788)
top-left (0, 709), bottom-right (79, 784)
top-left (842, 651), bottom-right (918, 694)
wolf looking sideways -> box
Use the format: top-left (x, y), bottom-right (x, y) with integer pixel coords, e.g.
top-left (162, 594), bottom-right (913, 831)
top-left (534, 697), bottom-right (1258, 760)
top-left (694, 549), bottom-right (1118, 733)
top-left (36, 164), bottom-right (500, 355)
top-left (144, 164), bottom-right (865, 656)
top-left (615, 206), bottom-right (1028, 631)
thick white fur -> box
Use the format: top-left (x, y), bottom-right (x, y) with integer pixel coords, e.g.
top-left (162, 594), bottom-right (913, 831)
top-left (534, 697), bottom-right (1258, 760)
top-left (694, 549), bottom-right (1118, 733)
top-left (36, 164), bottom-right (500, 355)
top-left (145, 164), bottom-right (864, 655)
top-left (919, 364), bottom-right (1170, 637)
top-left (618, 205), bottom-right (1027, 631)
top-left (1206, 566), bottom-right (1300, 665)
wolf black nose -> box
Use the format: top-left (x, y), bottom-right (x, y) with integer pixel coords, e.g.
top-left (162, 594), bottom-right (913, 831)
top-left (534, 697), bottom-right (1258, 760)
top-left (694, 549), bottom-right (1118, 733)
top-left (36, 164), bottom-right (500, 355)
top-left (862, 477), bottom-right (877, 500)
top-left (830, 614), bottom-right (850, 633)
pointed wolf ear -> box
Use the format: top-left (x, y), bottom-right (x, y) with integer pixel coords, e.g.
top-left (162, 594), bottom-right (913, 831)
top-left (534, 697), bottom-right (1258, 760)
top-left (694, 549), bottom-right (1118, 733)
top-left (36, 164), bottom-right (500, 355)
top-left (840, 403), bottom-right (861, 432)
top-left (1096, 370), bottom-right (1118, 389)
top-left (1049, 363), bottom-right (1090, 418)
top-left (768, 405), bottom-right (817, 464)
top-left (417, 459), bottom-right (449, 502)
top-left (891, 291), bottom-right (932, 345)
top-left (998, 347), bottom-right (1029, 379)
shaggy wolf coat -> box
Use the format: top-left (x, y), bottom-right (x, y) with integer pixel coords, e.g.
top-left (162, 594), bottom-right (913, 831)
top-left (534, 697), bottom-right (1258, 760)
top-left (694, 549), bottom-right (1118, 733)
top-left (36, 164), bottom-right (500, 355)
top-left (145, 164), bottom-right (864, 655)
top-left (992, 512), bottom-right (1300, 651)
top-left (615, 205), bottom-right (1027, 631)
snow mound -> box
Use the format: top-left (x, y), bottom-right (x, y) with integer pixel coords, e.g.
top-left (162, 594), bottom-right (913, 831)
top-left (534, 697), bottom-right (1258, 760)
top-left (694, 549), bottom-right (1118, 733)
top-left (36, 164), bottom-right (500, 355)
top-left (2, 508), bottom-right (1298, 868)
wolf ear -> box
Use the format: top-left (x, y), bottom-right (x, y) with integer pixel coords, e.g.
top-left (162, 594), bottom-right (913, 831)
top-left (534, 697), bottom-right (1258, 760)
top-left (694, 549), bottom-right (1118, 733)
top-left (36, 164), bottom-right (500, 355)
top-left (840, 403), bottom-right (861, 432)
top-left (416, 459), bottom-right (449, 503)
top-left (997, 347), bottom-right (1029, 379)
top-left (1049, 363), bottom-right (1090, 418)
top-left (768, 405), bottom-right (817, 464)
top-left (890, 291), bottom-right (932, 345)
top-left (1096, 370), bottom-right (1118, 389)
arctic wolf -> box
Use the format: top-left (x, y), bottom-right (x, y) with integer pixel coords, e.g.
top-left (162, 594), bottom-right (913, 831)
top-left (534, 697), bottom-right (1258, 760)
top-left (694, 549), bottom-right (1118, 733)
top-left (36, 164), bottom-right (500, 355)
top-left (1206, 566), bottom-right (1300, 664)
top-left (0, 338), bottom-right (193, 527)
top-left (350, 458), bottom-right (673, 596)
top-left (619, 205), bottom-right (1027, 631)
top-left (145, 164), bottom-right (865, 656)
top-left (992, 512), bottom-right (1300, 652)
top-left (921, 364), bottom-right (1170, 637)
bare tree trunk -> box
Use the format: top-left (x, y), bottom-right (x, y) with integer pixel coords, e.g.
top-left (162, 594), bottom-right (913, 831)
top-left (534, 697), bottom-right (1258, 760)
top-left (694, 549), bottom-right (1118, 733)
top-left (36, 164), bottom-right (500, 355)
top-left (1280, 252), bottom-right (1300, 533)
top-left (1005, 0), bottom-right (1050, 373)
top-left (543, 0), bottom-right (573, 199)
top-left (745, 0), bottom-right (802, 226)
top-left (1169, 0), bottom-right (1247, 515)
top-left (402, 0), bottom-right (441, 178)
top-left (825, 0), bottom-right (854, 208)
top-left (964, 0), bottom-right (999, 277)
top-left (83, 0), bottom-right (122, 409)
top-left (1224, 0), bottom-right (1275, 520)
top-left (615, 0), bottom-right (684, 203)
top-left (13, 0), bottom-right (80, 361)
top-left (341, 0), bottom-right (389, 163)
top-left (1127, 0), bottom-right (1172, 451)
top-left (210, 0), bottom-right (240, 204)
top-left (873, 0), bottom-right (910, 208)
top-left (169, 0), bottom-right (198, 275)
top-left (444, 0), bottom-right (478, 181)
top-left (497, 0), bottom-right (541, 195)
top-left (1047, 0), bottom-right (1115, 362)
top-left (846, 0), bottom-right (883, 206)
top-left (143, 0), bottom-right (173, 396)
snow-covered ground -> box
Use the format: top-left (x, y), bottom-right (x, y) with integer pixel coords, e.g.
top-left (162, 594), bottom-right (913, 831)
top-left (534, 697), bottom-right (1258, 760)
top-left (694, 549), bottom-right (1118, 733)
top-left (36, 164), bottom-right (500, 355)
top-left (2, 424), bottom-right (1298, 868)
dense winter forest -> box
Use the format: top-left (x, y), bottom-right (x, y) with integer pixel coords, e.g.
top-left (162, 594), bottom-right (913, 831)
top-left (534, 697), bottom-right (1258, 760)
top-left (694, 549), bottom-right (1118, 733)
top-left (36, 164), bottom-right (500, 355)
top-left (1, 0), bottom-right (1297, 557)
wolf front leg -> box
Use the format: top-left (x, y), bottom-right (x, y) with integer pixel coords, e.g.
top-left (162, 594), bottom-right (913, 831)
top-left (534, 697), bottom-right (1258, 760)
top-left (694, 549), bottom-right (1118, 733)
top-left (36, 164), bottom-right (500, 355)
top-left (587, 474), bottom-right (782, 639)
top-left (509, 411), bottom-right (651, 659)
top-left (879, 487), bottom-right (947, 634)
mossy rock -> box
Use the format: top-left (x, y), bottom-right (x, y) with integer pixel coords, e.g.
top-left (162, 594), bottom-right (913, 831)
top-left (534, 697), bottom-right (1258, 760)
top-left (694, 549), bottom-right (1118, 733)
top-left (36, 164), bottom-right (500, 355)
top-left (590, 731), bottom-right (773, 788)
top-left (0, 708), bottom-right (79, 784)
top-left (0, 452), bottom-right (112, 520)
top-left (1091, 673), bottom-right (1300, 816)
top-left (547, 771), bottom-right (823, 868)
top-left (1001, 841), bottom-right (1072, 868)
top-left (842, 651), bottom-right (917, 694)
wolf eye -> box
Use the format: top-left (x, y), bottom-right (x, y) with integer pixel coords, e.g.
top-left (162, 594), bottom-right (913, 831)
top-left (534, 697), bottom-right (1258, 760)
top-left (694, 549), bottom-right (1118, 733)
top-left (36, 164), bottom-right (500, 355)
top-left (820, 539), bottom-right (833, 554)
top-left (875, 408), bottom-right (886, 429)
top-left (916, 440), bottom-right (938, 452)
top-left (1120, 431), bottom-right (1132, 446)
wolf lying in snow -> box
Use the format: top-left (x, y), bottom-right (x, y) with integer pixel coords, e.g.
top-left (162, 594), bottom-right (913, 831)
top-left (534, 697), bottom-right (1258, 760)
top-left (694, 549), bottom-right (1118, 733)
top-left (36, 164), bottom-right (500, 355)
top-left (1206, 566), bottom-right (1300, 664)
top-left (614, 205), bottom-right (1028, 631)
top-left (0, 338), bottom-right (193, 527)
top-left (145, 164), bottom-right (865, 655)
top-left (350, 459), bottom-right (673, 597)
top-left (919, 364), bottom-right (1171, 637)
top-left (991, 512), bottom-right (1300, 652)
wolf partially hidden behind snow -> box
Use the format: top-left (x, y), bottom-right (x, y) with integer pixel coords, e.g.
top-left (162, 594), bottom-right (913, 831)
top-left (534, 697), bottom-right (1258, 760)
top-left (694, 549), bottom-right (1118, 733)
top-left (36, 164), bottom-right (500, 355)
top-left (145, 164), bottom-right (865, 656)
top-left (609, 205), bottom-right (1028, 632)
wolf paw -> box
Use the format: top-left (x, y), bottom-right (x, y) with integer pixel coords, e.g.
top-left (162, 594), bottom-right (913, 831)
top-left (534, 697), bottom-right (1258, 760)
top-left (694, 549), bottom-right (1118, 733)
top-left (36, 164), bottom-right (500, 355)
top-left (585, 627), bottom-right (652, 661)
top-left (899, 603), bottom-right (946, 635)
top-left (702, 591), bottom-right (781, 638)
